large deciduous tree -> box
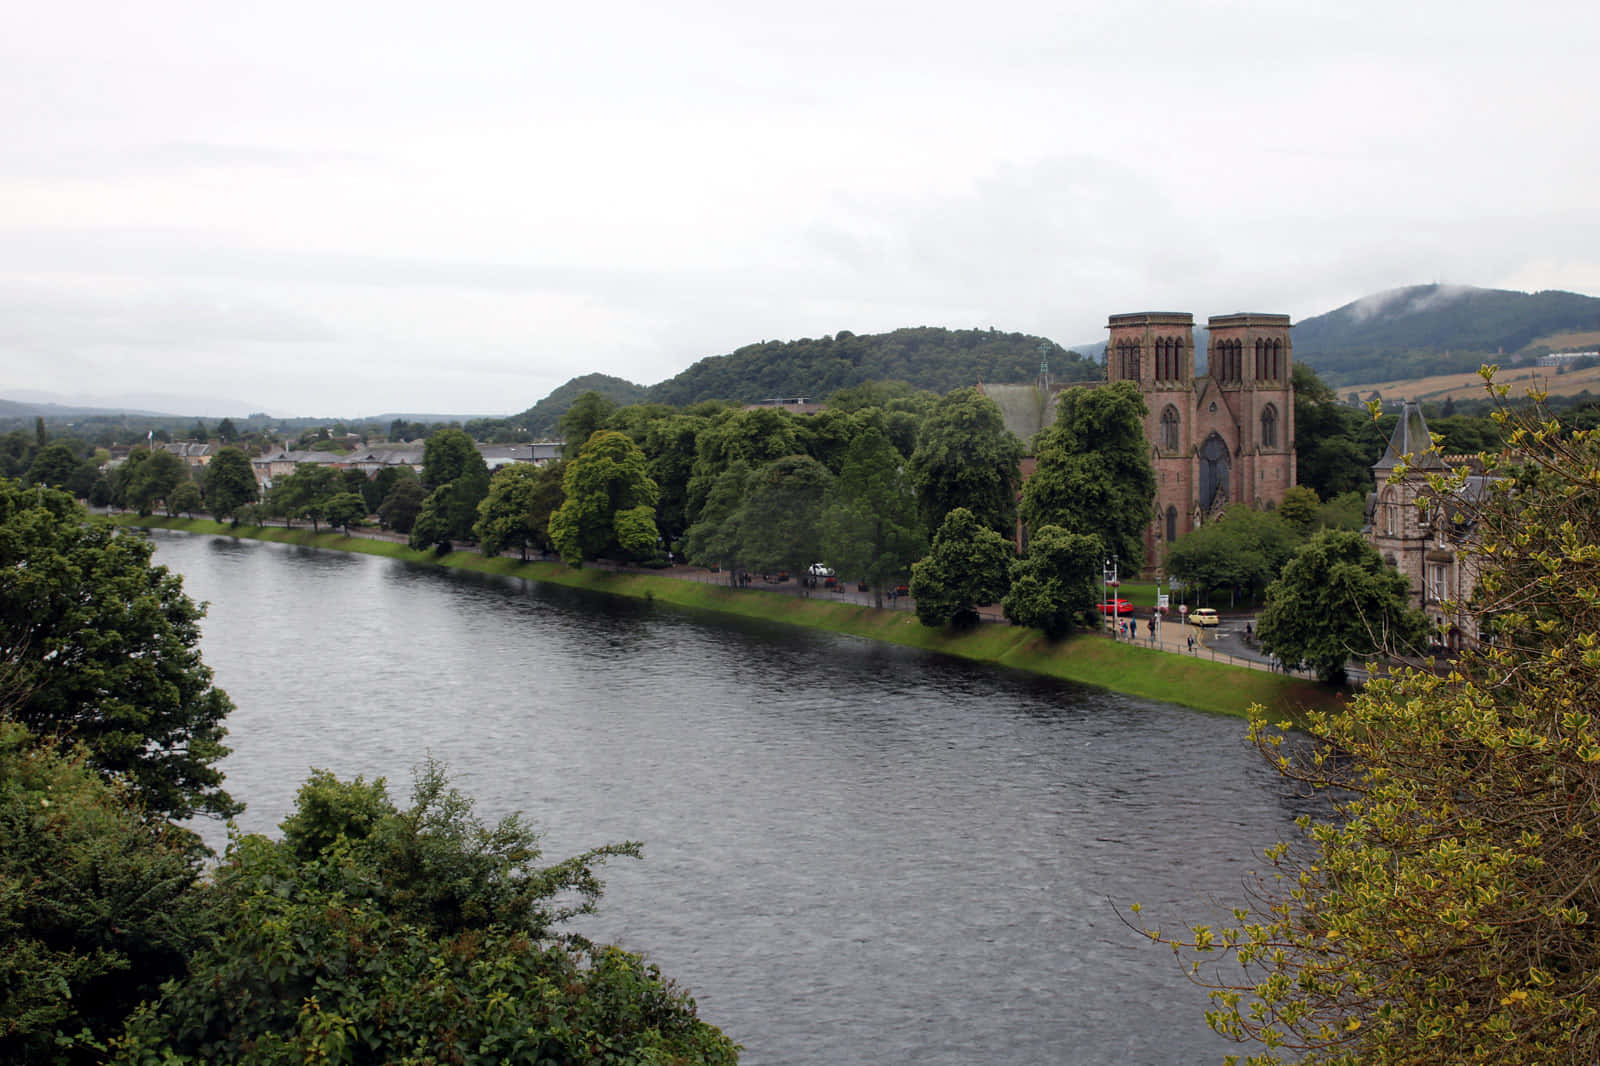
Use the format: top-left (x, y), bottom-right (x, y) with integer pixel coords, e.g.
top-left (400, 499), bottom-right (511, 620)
top-left (411, 428), bottom-right (491, 550)
top-left (1256, 528), bottom-right (1428, 682)
top-left (907, 387), bottom-right (1023, 539)
top-left (1001, 524), bottom-right (1102, 638)
top-left (1020, 381), bottom-right (1155, 569)
top-left (474, 462), bottom-right (563, 560)
top-left (820, 427), bottom-right (926, 606)
top-left (0, 480), bottom-right (236, 821)
top-left (737, 455), bottom-right (834, 577)
top-left (113, 762), bottom-right (738, 1065)
top-left (908, 507), bottom-right (1013, 628)
top-left (203, 446), bottom-right (258, 520)
top-left (1143, 397), bottom-right (1600, 1065)
top-left (548, 430), bottom-right (660, 565)
top-left (1163, 504), bottom-right (1301, 606)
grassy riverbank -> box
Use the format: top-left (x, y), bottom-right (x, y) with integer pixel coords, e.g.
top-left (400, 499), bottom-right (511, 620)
top-left (123, 516), bottom-right (1341, 719)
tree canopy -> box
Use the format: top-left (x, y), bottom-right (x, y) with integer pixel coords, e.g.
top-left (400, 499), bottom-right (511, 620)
top-left (1020, 381), bottom-right (1155, 568)
top-left (0, 480), bottom-right (236, 822)
top-left (908, 507), bottom-right (1013, 628)
top-left (548, 431), bottom-right (660, 565)
top-left (1002, 524), bottom-right (1102, 638)
top-left (1143, 396), bottom-right (1600, 1065)
top-left (907, 386), bottom-right (1023, 539)
top-left (203, 446), bottom-right (259, 520)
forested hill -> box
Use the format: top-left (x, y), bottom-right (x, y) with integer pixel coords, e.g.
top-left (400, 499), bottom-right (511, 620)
top-left (511, 327), bottom-right (1099, 434)
top-left (514, 373), bottom-right (651, 436)
top-left (1294, 285), bottom-right (1600, 384)
top-left (644, 327), bottom-right (1099, 407)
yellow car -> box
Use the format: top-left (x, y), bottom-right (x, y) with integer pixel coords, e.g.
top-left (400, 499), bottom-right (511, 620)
top-left (1187, 608), bottom-right (1220, 627)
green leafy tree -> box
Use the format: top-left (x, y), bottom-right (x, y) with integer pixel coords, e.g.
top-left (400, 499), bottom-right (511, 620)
top-left (112, 762), bottom-right (738, 1065)
top-left (24, 440), bottom-right (84, 489)
top-left (0, 722), bottom-right (209, 1065)
top-left (0, 480), bottom-right (237, 821)
top-left (738, 455), bottom-right (834, 577)
top-left (681, 460), bottom-right (753, 578)
top-left (274, 463), bottom-right (341, 532)
top-left (558, 391), bottom-right (620, 459)
top-left (167, 480), bottom-right (204, 517)
top-left (215, 416), bottom-right (239, 442)
top-left (474, 463), bottom-right (551, 560)
top-left (1143, 397), bottom-right (1600, 1065)
top-left (907, 386), bottom-right (1023, 538)
top-left (377, 476), bottom-right (426, 534)
top-left (683, 407), bottom-right (801, 526)
top-left (417, 428), bottom-right (490, 544)
top-left (322, 491), bottom-right (366, 533)
top-left (1020, 381), bottom-right (1155, 568)
top-left (908, 507), bottom-right (1013, 628)
top-left (1001, 525), bottom-right (1102, 638)
top-left (548, 430), bottom-right (660, 565)
top-left (820, 427), bottom-right (927, 605)
top-left (202, 446), bottom-right (259, 520)
top-left (1276, 484), bottom-right (1321, 533)
top-left (118, 448), bottom-right (187, 516)
top-left (1256, 528), bottom-right (1429, 682)
top-left (1164, 504), bottom-right (1300, 605)
top-left (364, 463), bottom-right (417, 514)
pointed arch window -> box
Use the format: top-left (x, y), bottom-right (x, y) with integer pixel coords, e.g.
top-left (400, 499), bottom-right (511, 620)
top-left (1160, 405), bottom-right (1180, 451)
top-left (1165, 505), bottom-right (1178, 544)
top-left (1260, 403), bottom-right (1278, 449)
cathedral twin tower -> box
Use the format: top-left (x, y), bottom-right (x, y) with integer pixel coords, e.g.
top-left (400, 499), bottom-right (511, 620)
top-left (1104, 311), bottom-right (1296, 566)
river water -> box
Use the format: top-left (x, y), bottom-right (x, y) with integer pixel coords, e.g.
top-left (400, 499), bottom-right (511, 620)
top-left (150, 531), bottom-right (1303, 1066)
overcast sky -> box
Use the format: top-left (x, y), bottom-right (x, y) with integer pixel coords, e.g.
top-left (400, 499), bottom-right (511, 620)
top-left (2, 0), bottom-right (1596, 418)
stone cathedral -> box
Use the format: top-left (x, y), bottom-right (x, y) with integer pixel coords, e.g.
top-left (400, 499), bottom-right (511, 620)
top-left (982, 310), bottom-right (1297, 571)
top-left (1107, 311), bottom-right (1297, 567)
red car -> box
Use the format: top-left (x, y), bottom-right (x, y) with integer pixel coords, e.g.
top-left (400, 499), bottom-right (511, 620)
top-left (1096, 598), bottom-right (1133, 615)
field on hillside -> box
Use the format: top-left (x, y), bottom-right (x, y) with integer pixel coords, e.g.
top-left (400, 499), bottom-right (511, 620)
top-left (1348, 362), bottom-right (1600, 405)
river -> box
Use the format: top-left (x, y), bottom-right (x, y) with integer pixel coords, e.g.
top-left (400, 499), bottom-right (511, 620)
top-left (150, 530), bottom-right (1303, 1066)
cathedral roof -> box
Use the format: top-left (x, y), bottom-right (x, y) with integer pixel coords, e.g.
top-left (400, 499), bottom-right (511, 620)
top-left (1373, 400), bottom-right (1447, 475)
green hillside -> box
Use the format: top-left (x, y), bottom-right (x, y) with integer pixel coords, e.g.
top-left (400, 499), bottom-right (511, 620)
top-left (1294, 285), bottom-right (1600, 385)
top-left (513, 373), bottom-right (650, 436)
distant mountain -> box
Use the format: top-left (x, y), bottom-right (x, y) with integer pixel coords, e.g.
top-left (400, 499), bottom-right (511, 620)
top-left (1294, 284), bottom-right (1600, 384)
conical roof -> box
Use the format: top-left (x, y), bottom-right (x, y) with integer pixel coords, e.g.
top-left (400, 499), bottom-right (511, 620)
top-left (1373, 400), bottom-right (1446, 476)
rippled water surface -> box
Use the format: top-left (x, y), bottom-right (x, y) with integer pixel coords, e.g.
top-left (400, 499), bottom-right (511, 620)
top-left (152, 531), bottom-right (1301, 1066)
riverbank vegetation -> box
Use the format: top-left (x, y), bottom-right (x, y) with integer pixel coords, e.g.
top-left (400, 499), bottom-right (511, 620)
top-left (0, 481), bottom-right (738, 1064)
top-left (116, 514), bottom-right (1338, 718)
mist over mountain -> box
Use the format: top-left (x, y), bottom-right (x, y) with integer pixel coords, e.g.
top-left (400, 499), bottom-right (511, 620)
top-left (1293, 284), bottom-right (1600, 384)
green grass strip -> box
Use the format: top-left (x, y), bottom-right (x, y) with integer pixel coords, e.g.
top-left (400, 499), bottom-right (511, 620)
top-left (121, 516), bottom-right (1341, 719)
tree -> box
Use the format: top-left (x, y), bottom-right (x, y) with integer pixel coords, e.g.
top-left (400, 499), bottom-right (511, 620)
top-left (0, 480), bottom-right (237, 821)
top-left (377, 476), bottom-right (426, 534)
top-left (112, 762), bottom-right (739, 1065)
top-left (1276, 484), bottom-right (1321, 533)
top-left (820, 426), bottom-right (927, 605)
top-left (187, 419), bottom-right (208, 441)
top-left (364, 463), bottom-right (417, 513)
top-left (416, 428), bottom-right (490, 545)
top-left (168, 481), bottom-right (204, 517)
top-left (203, 446), bottom-right (259, 521)
top-left (1256, 528), bottom-right (1429, 682)
top-left (737, 455), bottom-right (834, 577)
top-left (548, 430), bottom-right (660, 565)
top-left (1164, 504), bottom-right (1301, 605)
top-left (1142, 401), bottom-right (1600, 1064)
top-left (273, 463), bottom-right (340, 531)
top-left (681, 460), bottom-right (753, 579)
top-left (322, 491), bottom-right (367, 533)
top-left (119, 448), bottom-right (187, 515)
top-left (474, 463), bottom-right (552, 560)
top-left (558, 391), bottom-right (620, 458)
top-left (907, 387), bottom-right (1023, 539)
top-left (0, 722), bottom-right (208, 1065)
top-left (1001, 525), bottom-right (1102, 638)
top-left (908, 507), bottom-right (1013, 628)
top-left (1020, 381), bottom-right (1155, 568)
top-left (24, 440), bottom-right (84, 489)
top-left (215, 416), bottom-right (239, 442)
